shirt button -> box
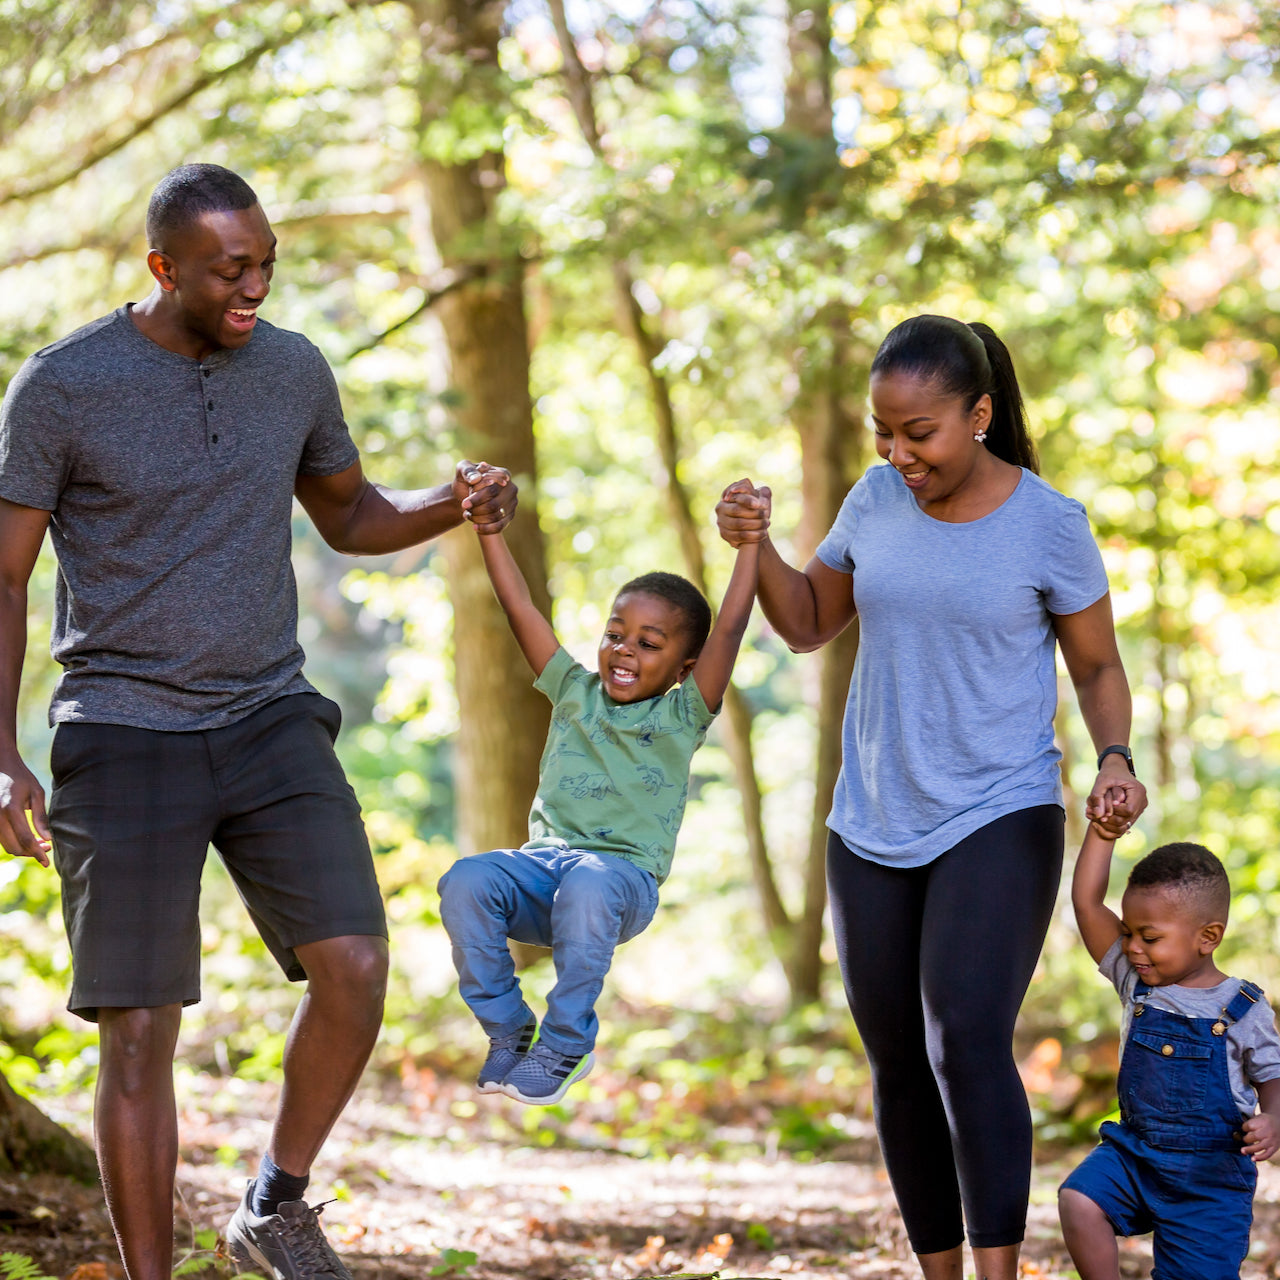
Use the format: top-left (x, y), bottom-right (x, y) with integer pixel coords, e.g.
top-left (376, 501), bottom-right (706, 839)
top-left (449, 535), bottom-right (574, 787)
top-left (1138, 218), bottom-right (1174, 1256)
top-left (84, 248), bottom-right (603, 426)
top-left (1161, 1044), bottom-right (1174, 1056)
top-left (211, 434), bottom-right (219, 443)
top-left (207, 400), bottom-right (214, 410)
top-left (202, 369), bottom-right (211, 378)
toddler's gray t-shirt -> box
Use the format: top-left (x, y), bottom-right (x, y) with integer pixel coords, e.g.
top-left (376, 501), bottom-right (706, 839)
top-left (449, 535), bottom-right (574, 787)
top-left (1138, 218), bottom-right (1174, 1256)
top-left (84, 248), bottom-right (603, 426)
top-left (816, 464), bottom-right (1109, 867)
top-left (1100, 938), bottom-right (1280, 1119)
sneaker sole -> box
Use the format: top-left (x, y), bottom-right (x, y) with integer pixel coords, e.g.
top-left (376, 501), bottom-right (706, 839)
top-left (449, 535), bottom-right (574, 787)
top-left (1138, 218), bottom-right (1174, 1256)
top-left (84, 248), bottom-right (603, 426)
top-left (476, 1078), bottom-right (506, 1094)
top-left (229, 1238), bottom-right (281, 1278)
top-left (501, 1052), bottom-right (595, 1105)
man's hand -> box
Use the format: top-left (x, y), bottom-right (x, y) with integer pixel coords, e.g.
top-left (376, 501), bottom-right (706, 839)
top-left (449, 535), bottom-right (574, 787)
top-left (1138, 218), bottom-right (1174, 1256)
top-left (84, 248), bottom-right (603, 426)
top-left (715, 479), bottom-right (771, 547)
top-left (455, 460), bottom-right (516, 534)
top-left (0, 749), bottom-right (51, 866)
top-left (1242, 1111), bottom-right (1279, 1162)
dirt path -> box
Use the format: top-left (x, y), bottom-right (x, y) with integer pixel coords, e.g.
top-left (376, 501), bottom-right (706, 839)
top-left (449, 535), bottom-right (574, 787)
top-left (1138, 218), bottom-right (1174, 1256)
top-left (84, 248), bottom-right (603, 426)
top-left (7, 1075), bottom-right (1280, 1278)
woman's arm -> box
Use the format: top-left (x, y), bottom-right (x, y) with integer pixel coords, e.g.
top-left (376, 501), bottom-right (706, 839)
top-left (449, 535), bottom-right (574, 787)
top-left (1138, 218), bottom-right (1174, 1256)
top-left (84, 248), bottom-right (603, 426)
top-left (1053, 593), bottom-right (1148, 827)
top-left (715, 480), bottom-right (856, 653)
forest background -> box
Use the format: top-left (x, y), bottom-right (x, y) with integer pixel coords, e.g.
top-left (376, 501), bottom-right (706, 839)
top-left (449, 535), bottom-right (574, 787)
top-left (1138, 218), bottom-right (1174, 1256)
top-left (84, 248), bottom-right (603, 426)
top-left (2, 0), bottom-right (1280, 1274)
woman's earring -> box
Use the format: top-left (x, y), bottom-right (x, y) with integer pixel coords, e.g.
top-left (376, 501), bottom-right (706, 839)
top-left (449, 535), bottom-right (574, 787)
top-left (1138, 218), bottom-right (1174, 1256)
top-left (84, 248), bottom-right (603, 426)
top-left (974, 429), bottom-right (988, 443)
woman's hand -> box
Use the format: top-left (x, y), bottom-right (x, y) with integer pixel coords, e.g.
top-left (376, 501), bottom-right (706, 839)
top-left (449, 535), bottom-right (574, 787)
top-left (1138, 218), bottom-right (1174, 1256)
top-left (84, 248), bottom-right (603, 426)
top-left (1085, 770), bottom-right (1147, 838)
top-left (715, 479), bottom-right (771, 547)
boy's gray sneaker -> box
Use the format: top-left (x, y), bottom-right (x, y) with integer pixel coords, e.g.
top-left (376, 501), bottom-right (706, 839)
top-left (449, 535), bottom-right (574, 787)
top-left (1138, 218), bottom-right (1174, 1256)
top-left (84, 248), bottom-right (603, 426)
top-left (476, 1015), bottom-right (537, 1093)
top-left (500, 1042), bottom-right (594, 1105)
top-left (226, 1181), bottom-right (352, 1279)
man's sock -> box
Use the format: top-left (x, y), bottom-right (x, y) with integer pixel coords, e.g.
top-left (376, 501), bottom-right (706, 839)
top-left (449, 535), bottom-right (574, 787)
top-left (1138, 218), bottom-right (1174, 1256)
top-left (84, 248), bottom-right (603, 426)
top-left (251, 1152), bottom-right (311, 1217)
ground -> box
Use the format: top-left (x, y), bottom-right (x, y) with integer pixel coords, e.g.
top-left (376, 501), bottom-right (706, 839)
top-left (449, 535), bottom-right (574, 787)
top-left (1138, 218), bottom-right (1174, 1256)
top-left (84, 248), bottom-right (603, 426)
top-left (3, 1072), bottom-right (1280, 1280)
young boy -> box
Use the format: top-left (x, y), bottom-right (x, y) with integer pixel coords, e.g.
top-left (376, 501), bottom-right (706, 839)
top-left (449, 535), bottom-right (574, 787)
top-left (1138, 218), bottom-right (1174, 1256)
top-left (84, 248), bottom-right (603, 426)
top-left (438, 478), bottom-right (758, 1106)
top-left (1060, 812), bottom-right (1280, 1280)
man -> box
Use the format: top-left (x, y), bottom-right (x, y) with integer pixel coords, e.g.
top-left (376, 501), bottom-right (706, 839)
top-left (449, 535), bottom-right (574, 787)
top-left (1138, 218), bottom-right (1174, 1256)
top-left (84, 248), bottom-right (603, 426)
top-left (0, 164), bottom-right (514, 1280)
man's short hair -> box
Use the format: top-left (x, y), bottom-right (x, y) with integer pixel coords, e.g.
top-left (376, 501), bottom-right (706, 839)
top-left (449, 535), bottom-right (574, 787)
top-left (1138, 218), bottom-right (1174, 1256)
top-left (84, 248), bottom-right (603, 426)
top-left (147, 164), bottom-right (259, 251)
top-left (617, 571), bottom-right (712, 657)
top-left (1128, 841), bottom-right (1231, 921)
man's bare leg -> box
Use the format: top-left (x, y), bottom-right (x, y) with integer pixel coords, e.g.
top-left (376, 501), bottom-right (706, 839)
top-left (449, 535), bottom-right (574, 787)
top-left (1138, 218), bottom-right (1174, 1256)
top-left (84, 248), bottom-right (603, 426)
top-left (96, 1004), bottom-right (183, 1280)
top-left (266, 934), bottom-right (388, 1181)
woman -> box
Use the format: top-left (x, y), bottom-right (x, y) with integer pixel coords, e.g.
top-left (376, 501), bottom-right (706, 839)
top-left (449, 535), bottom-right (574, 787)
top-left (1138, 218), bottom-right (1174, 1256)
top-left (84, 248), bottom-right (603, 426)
top-left (717, 315), bottom-right (1146, 1280)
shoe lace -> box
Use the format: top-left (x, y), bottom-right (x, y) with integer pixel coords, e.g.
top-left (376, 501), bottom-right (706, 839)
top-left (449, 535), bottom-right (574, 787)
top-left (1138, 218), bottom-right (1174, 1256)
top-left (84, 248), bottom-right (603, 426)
top-left (526, 1042), bottom-right (572, 1079)
top-left (278, 1201), bottom-right (346, 1274)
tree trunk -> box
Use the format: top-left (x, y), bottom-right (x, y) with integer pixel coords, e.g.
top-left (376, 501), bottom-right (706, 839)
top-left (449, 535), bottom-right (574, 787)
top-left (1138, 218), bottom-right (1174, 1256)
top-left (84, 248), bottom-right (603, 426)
top-left (0, 1068), bottom-right (97, 1182)
top-left (412, 0), bottom-right (552, 955)
top-left (784, 1), bottom-right (863, 1003)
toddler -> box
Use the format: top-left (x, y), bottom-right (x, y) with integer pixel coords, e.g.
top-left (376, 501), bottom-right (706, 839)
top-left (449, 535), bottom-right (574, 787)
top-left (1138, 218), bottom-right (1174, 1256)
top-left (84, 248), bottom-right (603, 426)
top-left (1060, 813), bottom-right (1280, 1279)
top-left (438, 481), bottom-right (757, 1105)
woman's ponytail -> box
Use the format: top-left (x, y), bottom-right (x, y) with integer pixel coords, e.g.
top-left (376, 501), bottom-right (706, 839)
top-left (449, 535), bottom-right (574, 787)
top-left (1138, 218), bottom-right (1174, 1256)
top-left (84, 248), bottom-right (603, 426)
top-left (967, 322), bottom-right (1038, 474)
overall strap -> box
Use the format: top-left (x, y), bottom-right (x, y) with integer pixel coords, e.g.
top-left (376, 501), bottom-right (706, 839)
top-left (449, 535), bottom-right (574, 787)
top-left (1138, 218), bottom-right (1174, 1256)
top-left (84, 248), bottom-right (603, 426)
top-left (1222, 981), bottom-right (1264, 1026)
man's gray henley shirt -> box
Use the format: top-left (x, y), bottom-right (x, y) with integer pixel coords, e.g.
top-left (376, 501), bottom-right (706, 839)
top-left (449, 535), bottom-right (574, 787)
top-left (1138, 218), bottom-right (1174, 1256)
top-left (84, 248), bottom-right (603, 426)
top-left (0, 305), bottom-right (359, 731)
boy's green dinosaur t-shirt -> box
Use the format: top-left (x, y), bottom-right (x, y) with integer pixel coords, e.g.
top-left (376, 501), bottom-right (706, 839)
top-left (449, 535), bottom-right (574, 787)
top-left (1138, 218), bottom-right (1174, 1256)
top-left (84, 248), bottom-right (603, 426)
top-left (524, 646), bottom-right (717, 884)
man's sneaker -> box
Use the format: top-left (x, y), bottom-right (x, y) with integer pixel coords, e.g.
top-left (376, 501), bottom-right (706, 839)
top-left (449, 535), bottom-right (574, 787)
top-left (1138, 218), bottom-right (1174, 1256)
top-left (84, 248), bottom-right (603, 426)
top-left (500, 1042), bottom-right (594, 1105)
top-left (226, 1180), bottom-right (352, 1279)
top-left (476, 1016), bottom-right (537, 1093)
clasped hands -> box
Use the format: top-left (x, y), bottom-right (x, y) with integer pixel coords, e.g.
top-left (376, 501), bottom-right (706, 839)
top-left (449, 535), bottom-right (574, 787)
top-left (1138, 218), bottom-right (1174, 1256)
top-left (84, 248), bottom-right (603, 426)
top-left (715, 478), bottom-right (772, 546)
top-left (1087, 773), bottom-right (1148, 842)
top-left (455, 460), bottom-right (516, 533)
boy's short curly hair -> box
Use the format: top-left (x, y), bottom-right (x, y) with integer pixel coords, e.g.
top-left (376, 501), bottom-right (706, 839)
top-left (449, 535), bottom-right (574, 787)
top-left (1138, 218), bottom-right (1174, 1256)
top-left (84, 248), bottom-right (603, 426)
top-left (1127, 841), bottom-right (1230, 922)
top-left (617, 572), bottom-right (712, 657)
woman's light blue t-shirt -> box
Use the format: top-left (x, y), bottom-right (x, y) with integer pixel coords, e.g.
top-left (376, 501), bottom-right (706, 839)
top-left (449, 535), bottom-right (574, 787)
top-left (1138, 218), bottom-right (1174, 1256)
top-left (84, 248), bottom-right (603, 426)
top-left (815, 464), bottom-right (1110, 868)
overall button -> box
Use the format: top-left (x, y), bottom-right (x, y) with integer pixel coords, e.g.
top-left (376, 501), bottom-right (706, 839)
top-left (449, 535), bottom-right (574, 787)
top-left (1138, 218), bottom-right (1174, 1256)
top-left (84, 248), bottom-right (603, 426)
top-left (1161, 1044), bottom-right (1174, 1056)
top-left (1134, 1005), bottom-right (1145, 1016)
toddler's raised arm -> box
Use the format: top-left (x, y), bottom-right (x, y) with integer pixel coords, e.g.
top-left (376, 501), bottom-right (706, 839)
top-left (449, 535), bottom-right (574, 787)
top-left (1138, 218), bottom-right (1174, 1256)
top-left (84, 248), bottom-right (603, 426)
top-left (1071, 823), bottom-right (1126, 964)
top-left (474, 501), bottom-right (559, 678)
top-left (690, 493), bottom-right (763, 710)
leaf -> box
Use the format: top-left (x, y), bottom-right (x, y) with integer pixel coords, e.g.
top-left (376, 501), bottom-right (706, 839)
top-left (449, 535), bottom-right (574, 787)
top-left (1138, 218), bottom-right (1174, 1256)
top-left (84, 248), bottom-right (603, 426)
top-left (0, 1255), bottom-right (54, 1280)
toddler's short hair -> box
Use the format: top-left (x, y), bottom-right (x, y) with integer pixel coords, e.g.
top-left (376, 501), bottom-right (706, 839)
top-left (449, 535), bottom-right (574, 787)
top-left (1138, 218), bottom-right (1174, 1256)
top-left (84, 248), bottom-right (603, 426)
top-left (1128, 841), bottom-right (1231, 922)
top-left (618, 572), bottom-right (711, 657)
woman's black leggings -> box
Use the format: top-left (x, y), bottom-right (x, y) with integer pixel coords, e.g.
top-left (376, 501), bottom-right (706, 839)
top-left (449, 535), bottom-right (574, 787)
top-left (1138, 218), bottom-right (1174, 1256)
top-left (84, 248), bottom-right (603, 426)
top-left (827, 805), bottom-right (1064, 1254)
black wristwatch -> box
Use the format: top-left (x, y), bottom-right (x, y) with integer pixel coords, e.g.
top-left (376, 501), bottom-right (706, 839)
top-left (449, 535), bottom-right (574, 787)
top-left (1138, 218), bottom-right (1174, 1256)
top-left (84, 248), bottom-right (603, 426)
top-left (1097, 745), bottom-right (1135, 775)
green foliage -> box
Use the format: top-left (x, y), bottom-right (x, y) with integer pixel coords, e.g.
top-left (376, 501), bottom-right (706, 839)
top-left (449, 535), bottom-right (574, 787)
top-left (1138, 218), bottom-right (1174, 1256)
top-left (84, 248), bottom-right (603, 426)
top-left (429, 1248), bottom-right (478, 1277)
top-left (2, 0), bottom-right (1280, 1144)
top-left (0, 1256), bottom-right (53, 1280)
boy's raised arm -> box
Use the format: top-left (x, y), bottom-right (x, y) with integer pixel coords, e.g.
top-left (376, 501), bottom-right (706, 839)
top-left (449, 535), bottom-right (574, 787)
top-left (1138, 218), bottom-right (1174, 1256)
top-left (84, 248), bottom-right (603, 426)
top-left (477, 522), bottom-right (560, 677)
top-left (690, 539), bottom-right (758, 711)
top-left (1072, 824), bottom-right (1126, 965)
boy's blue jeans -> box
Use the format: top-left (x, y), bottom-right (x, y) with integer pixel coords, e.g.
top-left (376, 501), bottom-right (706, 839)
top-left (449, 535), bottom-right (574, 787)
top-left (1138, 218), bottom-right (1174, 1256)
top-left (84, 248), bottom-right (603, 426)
top-left (438, 846), bottom-right (659, 1057)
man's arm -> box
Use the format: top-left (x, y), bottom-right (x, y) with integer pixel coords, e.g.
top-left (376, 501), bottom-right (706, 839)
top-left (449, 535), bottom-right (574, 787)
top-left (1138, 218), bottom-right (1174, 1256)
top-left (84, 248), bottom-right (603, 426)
top-left (0, 498), bottom-right (53, 865)
top-left (477, 523), bottom-right (559, 677)
top-left (689, 540), bottom-right (758, 711)
top-left (295, 459), bottom-right (516, 555)
top-left (1071, 824), bottom-right (1125, 965)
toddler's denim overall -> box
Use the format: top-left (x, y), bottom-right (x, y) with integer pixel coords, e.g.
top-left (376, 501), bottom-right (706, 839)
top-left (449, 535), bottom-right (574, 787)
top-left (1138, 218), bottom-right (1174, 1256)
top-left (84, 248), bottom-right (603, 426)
top-left (1062, 980), bottom-right (1262, 1279)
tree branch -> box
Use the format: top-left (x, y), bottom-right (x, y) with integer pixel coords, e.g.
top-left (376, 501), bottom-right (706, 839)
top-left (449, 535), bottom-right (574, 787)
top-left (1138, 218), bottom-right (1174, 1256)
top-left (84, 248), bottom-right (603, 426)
top-left (0, 16), bottom-right (336, 209)
top-left (344, 266), bottom-right (482, 358)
